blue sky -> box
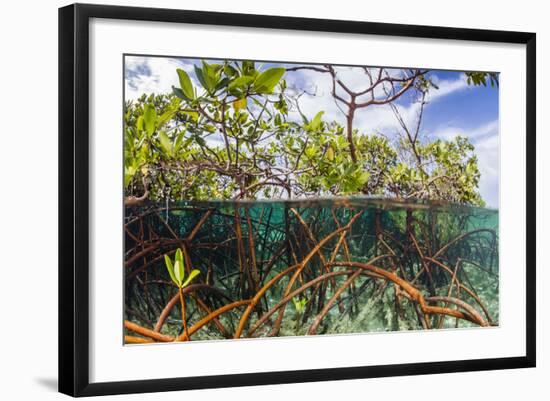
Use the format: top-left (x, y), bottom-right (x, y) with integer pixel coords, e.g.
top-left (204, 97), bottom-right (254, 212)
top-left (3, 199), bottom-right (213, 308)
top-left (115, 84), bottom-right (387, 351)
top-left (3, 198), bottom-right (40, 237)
top-left (125, 56), bottom-right (499, 208)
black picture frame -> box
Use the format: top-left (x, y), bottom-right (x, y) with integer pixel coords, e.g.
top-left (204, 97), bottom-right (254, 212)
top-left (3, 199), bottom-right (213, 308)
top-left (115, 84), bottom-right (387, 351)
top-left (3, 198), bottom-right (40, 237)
top-left (58, 3), bottom-right (536, 397)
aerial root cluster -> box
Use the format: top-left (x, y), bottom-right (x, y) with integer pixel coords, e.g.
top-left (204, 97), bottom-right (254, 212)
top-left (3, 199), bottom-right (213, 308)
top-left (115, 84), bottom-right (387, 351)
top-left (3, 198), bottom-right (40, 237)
top-left (124, 205), bottom-right (498, 343)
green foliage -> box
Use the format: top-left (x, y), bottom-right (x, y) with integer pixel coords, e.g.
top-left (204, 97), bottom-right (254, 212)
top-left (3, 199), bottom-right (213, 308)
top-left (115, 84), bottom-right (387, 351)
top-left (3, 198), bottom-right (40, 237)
top-left (465, 72), bottom-right (499, 87)
top-left (176, 68), bottom-right (194, 100)
top-left (254, 67), bottom-right (286, 93)
top-left (164, 248), bottom-right (200, 289)
top-left (292, 297), bottom-right (307, 314)
top-left (124, 62), bottom-right (493, 206)
top-left (420, 137), bottom-right (484, 205)
top-left (143, 104), bottom-right (157, 137)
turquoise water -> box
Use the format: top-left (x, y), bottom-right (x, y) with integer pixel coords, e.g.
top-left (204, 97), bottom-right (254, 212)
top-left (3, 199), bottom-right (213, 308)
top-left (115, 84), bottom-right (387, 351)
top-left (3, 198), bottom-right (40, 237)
top-left (124, 197), bottom-right (498, 342)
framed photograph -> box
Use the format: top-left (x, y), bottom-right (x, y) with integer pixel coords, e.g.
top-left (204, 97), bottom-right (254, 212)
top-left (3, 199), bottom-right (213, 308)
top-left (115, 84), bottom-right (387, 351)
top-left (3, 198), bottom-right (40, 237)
top-left (58, 3), bottom-right (536, 397)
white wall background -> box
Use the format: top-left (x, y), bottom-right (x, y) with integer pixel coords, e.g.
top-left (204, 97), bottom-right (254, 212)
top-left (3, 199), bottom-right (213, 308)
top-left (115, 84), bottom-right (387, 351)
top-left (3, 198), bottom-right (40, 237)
top-left (0, 0), bottom-right (545, 399)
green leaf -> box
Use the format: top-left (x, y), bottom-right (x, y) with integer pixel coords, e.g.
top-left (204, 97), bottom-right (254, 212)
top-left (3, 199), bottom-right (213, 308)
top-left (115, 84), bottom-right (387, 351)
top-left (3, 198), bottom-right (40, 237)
top-left (174, 131), bottom-right (185, 153)
top-left (228, 76), bottom-right (254, 95)
top-left (124, 165), bottom-right (136, 188)
top-left (305, 146), bottom-right (316, 159)
top-left (326, 146), bottom-right (334, 161)
top-left (174, 260), bottom-right (183, 287)
top-left (182, 269), bottom-right (200, 288)
top-left (253, 68), bottom-right (285, 94)
top-left (357, 171), bottom-right (370, 186)
top-left (224, 64), bottom-right (238, 77)
top-left (194, 135), bottom-right (206, 146)
top-left (175, 248), bottom-right (184, 271)
top-left (242, 60), bottom-right (255, 76)
top-left (157, 105), bottom-right (178, 128)
top-left (309, 111), bottom-right (324, 131)
top-left (172, 86), bottom-right (187, 101)
top-left (182, 110), bottom-right (199, 122)
top-left (158, 131), bottom-right (173, 156)
top-left (164, 255), bottom-right (178, 285)
top-left (233, 97), bottom-right (247, 111)
top-left (216, 77), bottom-right (230, 91)
top-left (194, 65), bottom-right (211, 93)
top-left (200, 61), bottom-right (219, 94)
top-left (136, 116), bottom-right (144, 132)
top-left (124, 173), bottom-right (131, 188)
top-left (143, 104), bottom-right (157, 136)
top-left (176, 68), bottom-right (195, 100)
top-left (292, 297), bottom-right (306, 313)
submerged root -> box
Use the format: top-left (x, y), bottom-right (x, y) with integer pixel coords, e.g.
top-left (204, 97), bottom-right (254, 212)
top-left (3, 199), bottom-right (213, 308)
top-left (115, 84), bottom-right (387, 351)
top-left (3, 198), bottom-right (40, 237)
top-left (123, 204), bottom-right (498, 342)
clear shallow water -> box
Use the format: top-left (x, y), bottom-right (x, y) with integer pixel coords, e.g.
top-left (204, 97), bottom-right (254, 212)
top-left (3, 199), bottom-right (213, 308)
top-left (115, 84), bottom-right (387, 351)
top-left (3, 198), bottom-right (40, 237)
top-left (124, 197), bottom-right (498, 343)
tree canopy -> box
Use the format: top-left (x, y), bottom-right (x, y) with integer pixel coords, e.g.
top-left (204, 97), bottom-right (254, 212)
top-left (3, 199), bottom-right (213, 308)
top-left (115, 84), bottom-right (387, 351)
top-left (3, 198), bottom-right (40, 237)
top-left (124, 60), bottom-right (497, 206)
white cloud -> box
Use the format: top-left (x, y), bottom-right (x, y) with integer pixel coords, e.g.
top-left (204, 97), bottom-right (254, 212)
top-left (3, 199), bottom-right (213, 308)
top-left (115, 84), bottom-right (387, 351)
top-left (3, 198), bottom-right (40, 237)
top-left (125, 56), bottom-right (195, 100)
top-left (284, 69), bottom-right (342, 123)
top-left (285, 67), bottom-right (471, 138)
top-left (353, 74), bottom-right (471, 134)
top-left (434, 119), bottom-right (498, 142)
top-left (428, 75), bottom-right (470, 102)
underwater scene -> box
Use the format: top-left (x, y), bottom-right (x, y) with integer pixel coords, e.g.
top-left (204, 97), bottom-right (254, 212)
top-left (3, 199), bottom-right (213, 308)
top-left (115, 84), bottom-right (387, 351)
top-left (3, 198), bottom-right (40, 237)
top-left (124, 199), bottom-right (498, 343)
